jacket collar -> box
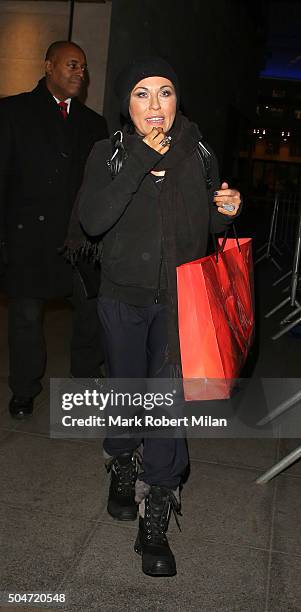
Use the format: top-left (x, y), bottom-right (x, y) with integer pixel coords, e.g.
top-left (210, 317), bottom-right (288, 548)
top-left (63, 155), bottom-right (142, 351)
top-left (32, 77), bottom-right (81, 113)
top-left (32, 77), bottom-right (58, 104)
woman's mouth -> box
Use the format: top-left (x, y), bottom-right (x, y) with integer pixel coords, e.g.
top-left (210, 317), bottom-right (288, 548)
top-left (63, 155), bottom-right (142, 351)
top-left (145, 116), bottom-right (164, 126)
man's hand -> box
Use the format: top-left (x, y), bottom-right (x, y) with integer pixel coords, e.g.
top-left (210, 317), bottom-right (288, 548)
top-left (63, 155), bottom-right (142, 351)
top-left (213, 182), bottom-right (241, 216)
top-left (143, 127), bottom-right (170, 155)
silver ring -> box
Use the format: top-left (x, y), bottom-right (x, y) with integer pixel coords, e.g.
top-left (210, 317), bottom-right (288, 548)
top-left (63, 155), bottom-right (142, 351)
top-left (160, 136), bottom-right (171, 147)
top-left (222, 204), bottom-right (235, 212)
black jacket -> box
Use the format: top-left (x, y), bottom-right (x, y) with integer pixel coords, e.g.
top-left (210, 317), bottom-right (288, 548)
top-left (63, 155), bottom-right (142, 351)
top-left (79, 137), bottom-right (233, 305)
top-left (0, 78), bottom-right (108, 298)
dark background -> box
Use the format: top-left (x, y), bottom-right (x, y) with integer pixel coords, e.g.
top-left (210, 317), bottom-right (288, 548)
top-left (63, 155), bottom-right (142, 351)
top-left (103, 0), bottom-right (268, 179)
top-left (102, 0), bottom-right (301, 199)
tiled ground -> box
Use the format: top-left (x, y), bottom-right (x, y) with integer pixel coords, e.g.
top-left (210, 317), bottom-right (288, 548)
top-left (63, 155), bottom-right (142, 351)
top-left (1, 251), bottom-right (301, 611)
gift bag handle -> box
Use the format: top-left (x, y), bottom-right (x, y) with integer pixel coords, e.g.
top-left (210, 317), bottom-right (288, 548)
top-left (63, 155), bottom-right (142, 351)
top-left (212, 224), bottom-right (241, 263)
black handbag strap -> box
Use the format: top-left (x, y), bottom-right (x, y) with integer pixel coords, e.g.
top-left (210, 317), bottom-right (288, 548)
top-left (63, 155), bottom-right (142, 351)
top-left (107, 130), bottom-right (128, 179)
top-left (197, 140), bottom-right (213, 190)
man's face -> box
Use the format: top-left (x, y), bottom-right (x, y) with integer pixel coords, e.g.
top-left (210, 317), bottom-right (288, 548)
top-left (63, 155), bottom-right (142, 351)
top-left (45, 45), bottom-right (87, 100)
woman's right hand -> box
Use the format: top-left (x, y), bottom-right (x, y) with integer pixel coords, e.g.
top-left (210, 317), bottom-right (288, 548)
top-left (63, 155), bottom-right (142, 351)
top-left (143, 127), bottom-right (170, 155)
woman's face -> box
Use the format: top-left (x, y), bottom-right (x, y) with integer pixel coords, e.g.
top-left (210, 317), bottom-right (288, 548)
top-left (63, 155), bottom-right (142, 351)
top-left (129, 76), bottom-right (177, 136)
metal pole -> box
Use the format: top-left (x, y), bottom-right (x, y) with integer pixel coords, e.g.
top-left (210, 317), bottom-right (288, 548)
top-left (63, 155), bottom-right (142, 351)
top-left (255, 193), bottom-right (282, 270)
top-left (267, 193), bottom-right (278, 258)
top-left (256, 446), bottom-right (301, 484)
top-left (289, 204), bottom-right (301, 307)
top-left (265, 195), bottom-right (301, 323)
top-left (257, 389), bottom-right (301, 426)
top-left (68, 0), bottom-right (75, 42)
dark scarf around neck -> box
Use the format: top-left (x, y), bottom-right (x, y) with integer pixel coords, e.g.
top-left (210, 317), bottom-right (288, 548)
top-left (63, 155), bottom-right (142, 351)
top-left (141, 113), bottom-right (203, 369)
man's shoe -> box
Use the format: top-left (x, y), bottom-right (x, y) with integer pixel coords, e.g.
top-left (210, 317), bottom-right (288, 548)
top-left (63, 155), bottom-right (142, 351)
top-left (9, 396), bottom-right (33, 419)
top-left (106, 451), bottom-right (138, 521)
top-left (134, 485), bottom-right (181, 577)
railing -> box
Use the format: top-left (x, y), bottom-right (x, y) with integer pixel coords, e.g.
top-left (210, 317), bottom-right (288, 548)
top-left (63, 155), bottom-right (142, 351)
top-left (255, 191), bottom-right (301, 339)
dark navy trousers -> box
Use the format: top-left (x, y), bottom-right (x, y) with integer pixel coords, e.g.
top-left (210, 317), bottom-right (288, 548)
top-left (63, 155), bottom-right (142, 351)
top-left (97, 296), bottom-right (188, 489)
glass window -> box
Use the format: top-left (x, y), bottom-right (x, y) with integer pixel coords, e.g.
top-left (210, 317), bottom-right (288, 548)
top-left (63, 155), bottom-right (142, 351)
top-left (272, 89), bottom-right (286, 98)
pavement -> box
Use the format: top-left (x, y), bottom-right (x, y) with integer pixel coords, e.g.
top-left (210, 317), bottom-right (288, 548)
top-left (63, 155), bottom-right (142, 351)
top-left (1, 247), bottom-right (301, 611)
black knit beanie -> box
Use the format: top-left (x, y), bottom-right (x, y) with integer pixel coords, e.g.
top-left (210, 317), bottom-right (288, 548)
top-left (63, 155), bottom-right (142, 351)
top-left (114, 56), bottom-right (180, 117)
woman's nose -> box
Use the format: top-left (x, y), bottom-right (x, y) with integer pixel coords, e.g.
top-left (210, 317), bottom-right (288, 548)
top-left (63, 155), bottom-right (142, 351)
top-left (149, 94), bottom-right (160, 110)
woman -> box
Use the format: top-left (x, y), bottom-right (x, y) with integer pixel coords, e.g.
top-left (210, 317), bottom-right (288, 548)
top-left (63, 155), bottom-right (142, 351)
top-left (78, 57), bottom-right (241, 577)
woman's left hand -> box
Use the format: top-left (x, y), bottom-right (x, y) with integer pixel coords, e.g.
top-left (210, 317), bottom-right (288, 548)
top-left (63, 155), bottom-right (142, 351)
top-left (213, 182), bottom-right (241, 216)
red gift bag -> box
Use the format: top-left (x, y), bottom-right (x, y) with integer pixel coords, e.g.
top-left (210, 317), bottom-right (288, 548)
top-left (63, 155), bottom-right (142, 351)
top-left (176, 238), bottom-right (254, 400)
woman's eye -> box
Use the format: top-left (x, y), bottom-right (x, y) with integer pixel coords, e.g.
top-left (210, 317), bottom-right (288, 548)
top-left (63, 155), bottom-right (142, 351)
top-left (136, 91), bottom-right (148, 98)
top-left (161, 89), bottom-right (171, 97)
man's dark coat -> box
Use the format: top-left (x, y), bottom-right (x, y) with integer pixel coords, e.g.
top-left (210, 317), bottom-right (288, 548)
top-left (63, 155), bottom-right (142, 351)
top-left (0, 78), bottom-right (108, 298)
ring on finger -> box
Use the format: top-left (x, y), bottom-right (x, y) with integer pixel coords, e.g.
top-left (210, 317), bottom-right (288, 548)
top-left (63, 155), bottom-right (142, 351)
top-left (221, 203), bottom-right (235, 212)
top-left (160, 136), bottom-right (172, 147)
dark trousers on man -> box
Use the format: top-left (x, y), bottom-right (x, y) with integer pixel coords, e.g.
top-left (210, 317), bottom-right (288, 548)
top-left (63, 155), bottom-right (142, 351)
top-left (97, 296), bottom-right (188, 489)
top-left (8, 271), bottom-right (104, 398)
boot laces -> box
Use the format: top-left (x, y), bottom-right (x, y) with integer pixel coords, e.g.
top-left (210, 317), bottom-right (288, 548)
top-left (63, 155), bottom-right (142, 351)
top-left (107, 452), bottom-right (139, 496)
top-left (145, 489), bottom-right (182, 544)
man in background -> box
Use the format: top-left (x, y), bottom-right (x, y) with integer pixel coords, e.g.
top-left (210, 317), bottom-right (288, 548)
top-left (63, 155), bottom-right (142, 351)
top-left (0, 41), bottom-right (108, 418)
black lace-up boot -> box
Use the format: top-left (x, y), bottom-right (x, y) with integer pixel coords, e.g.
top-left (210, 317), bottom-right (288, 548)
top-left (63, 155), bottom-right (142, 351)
top-left (106, 451), bottom-right (138, 521)
top-left (134, 485), bottom-right (181, 576)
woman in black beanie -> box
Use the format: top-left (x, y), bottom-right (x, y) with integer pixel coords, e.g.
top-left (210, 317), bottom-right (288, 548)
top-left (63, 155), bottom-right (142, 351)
top-left (78, 56), bottom-right (241, 577)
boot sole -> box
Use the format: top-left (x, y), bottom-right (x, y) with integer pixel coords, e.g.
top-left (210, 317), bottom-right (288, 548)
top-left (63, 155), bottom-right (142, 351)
top-left (142, 566), bottom-right (177, 577)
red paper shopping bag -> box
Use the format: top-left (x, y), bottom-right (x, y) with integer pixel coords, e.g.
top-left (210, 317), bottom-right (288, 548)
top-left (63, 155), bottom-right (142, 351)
top-left (176, 238), bottom-right (254, 400)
